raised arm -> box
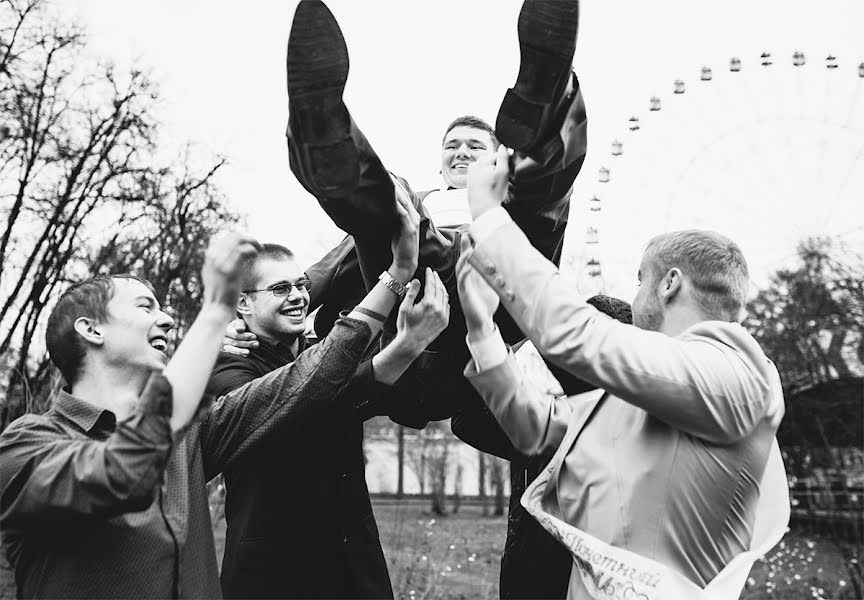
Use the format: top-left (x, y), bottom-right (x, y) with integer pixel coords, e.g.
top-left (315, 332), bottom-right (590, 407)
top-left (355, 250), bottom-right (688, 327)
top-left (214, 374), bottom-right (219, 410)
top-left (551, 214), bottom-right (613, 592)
top-left (0, 233), bottom-right (259, 527)
top-left (456, 238), bottom-right (572, 455)
top-left (350, 267), bottom-right (451, 425)
top-left (465, 148), bottom-right (773, 444)
top-left (201, 316), bottom-right (377, 477)
top-left (465, 349), bottom-right (574, 455)
top-left (164, 233), bottom-right (260, 432)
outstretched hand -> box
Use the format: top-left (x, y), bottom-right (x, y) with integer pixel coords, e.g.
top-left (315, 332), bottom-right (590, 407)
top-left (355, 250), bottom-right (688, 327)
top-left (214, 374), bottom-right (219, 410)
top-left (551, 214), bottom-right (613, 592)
top-left (467, 145), bottom-right (510, 220)
top-left (456, 236), bottom-right (499, 339)
top-left (394, 267), bottom-right (450, 355)
top-left (389, 176), bottom-right (420, 284)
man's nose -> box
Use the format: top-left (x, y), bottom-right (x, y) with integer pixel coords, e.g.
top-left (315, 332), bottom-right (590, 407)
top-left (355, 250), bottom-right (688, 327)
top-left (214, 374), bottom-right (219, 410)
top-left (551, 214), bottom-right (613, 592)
top-left (455, 143), bottom-right (471, 157)
top-left (157, 310), bottom-right (175, 331)
top-left (287, 286), bottom-right (305, 302)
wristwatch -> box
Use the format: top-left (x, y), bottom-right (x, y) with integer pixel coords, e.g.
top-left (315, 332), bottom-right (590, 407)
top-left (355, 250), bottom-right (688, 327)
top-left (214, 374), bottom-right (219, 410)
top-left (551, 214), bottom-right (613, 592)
top-left (378, 270), bottom-right (408, 299)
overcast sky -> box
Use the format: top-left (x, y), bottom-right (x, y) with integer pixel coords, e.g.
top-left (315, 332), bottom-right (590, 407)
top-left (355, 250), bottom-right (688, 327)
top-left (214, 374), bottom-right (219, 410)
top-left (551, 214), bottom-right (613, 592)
top-left (63, 0), bottom-right (864, 302)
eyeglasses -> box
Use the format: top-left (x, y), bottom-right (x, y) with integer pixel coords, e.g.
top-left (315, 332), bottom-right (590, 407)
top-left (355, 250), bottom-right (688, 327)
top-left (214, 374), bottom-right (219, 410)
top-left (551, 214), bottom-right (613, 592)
top-left (243, 278), bottom-right (312, 296)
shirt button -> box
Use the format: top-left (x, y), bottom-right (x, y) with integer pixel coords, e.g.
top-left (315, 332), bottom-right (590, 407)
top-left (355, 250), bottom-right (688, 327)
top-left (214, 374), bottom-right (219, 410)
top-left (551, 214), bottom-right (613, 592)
top-left (485, 264), bottom-right (496, 275)
top-left (343, 536), bottom-right (349, 543)
top-left (341, 473), bottom-right (348, 479)
top-left (495, 276), bottom-right (506, 288)
top-left (505, 291), bottom-right (516, 302)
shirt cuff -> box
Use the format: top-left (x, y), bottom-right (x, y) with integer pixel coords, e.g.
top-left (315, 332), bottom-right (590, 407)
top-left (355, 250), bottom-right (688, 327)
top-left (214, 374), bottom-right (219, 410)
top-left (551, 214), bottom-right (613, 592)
top-left (466, 325), bottom-right (508, 372)
top-left (470, 206), bottom-right (512, 244)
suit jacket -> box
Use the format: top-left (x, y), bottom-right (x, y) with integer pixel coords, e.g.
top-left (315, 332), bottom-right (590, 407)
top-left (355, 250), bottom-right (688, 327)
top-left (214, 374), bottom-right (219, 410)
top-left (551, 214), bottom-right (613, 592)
top-left (462, 210), bottom-right (785, 599)
top-left (206, 333), bottom-right (410, 599)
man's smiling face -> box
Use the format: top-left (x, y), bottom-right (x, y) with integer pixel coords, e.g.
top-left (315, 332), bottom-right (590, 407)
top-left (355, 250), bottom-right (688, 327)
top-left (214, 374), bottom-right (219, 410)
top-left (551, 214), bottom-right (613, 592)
top-left (98, 278), bottom-right (175, 373)
top-left (440, 125), bottom-right (498, 189)
top-left (240, 256), bottom-right (310, 343)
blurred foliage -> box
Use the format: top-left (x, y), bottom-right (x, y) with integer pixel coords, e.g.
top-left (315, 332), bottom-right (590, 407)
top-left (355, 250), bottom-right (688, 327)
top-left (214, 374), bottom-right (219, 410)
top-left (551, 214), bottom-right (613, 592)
top-left (745, 237), bottom-right (863, 392)
top-left (745, 236), bottom-right (864, 449)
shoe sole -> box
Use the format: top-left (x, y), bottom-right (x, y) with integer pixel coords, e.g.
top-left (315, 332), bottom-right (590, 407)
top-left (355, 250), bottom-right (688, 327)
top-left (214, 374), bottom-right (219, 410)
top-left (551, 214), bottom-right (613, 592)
top-left (496, 0), bottom-right (579, 152)
top-left (286, 0), bottom-right (358, 194)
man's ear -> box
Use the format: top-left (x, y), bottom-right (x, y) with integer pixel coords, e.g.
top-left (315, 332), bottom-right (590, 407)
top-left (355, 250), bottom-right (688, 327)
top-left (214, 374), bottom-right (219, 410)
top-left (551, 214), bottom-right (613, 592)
top-left (73, 317), bottom-right (104, 347)
top-left (659, 268), bottom-right (683, 304)
top-left (237, 293), bottom-right (253, 316)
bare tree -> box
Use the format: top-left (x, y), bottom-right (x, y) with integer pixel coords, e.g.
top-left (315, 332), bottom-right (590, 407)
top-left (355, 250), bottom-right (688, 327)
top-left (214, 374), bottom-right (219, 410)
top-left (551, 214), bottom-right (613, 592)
top-left (0, 1), bottom-right (239, 428)
top-left (429, 433), bottom-right (450, 516)
top-left (452, 462), bottom-right (463, 514)
top-left (86, 151), bottom-right (238, 338)
top-left (2, 1), bottom-right (152, 370)
top-left (405, 429), bottom-right (431, 496)
top-left (396, 424), bottom-right (405, 497)
top-left (478, 449), bottom-right (488, 515)
top-left (489, 456), bottom-right (506, 516)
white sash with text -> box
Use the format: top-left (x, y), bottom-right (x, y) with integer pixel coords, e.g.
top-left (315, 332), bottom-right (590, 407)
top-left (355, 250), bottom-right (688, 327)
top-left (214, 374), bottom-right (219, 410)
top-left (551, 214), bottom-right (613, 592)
top-left (521, 440), bottom-right (790, 600)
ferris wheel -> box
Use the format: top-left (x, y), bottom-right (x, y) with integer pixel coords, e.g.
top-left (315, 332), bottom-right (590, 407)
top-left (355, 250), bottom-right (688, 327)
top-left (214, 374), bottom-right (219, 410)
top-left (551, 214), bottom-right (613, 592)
top-left (575, 53), bottom-right (864, 295)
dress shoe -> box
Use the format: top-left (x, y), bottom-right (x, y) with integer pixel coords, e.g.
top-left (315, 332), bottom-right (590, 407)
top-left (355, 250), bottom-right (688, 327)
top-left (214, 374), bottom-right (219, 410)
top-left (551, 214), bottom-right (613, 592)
top-left (496, 0), bottom-right (579, 155)
top-left (286, 0), bottom-right (358, 196)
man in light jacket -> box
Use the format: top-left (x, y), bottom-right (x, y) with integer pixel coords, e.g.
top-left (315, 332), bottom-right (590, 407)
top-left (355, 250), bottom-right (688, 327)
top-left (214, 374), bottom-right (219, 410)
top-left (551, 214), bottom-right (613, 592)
top-left (455, 145), bottom-right (787, 599)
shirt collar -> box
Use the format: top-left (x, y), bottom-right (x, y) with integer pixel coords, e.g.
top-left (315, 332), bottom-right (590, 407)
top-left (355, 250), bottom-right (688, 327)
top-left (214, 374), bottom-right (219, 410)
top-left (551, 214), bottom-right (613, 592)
top-left (53, 388), bottom-right (117, 434)
top-left (255, 334), bottom-right (306, 364)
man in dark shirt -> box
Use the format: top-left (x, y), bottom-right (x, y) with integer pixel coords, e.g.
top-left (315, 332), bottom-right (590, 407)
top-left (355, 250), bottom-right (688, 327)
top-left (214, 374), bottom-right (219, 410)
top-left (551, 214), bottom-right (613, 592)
top-left (208, 241), bottom-right (451, 599)
top-left (0, 192), bottom-right (423, 599)
top-left (0, 232), bottom-right (262, 598)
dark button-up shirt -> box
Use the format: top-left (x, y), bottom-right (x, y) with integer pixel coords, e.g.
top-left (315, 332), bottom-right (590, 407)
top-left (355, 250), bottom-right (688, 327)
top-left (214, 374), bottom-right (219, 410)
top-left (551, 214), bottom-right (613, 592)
top-left (0, 317), bottom-right (372, 599)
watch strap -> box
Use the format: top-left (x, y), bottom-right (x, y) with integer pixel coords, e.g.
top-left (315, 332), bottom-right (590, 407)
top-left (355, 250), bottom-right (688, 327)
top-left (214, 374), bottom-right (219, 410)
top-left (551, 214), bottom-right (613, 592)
top-left (378, 270), bottom-right (408, 298)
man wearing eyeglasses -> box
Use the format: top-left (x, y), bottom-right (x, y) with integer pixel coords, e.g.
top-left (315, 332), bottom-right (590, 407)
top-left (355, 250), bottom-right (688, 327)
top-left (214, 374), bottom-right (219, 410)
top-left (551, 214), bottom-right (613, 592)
top-left (205, 225), bottom-right (452, 598)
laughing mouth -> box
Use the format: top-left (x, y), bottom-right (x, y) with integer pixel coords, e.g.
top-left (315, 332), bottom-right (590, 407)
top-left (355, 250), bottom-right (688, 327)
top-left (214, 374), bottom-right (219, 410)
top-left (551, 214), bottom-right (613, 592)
top-left (280, 307), bottom-right (306, 318)
top-left (149, 337), bottom-right (168, 352)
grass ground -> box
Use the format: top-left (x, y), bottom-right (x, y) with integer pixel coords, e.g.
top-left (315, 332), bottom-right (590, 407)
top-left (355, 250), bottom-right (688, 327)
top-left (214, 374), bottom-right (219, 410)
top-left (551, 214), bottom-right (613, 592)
top-left (1, 499), bottom-right (855, 599)
top-left (375, 502), bottom-right (505, 600)
top-left (213, 501), bottom-right (504, 600)
top-left (212, 498), bottom-right (860, 600)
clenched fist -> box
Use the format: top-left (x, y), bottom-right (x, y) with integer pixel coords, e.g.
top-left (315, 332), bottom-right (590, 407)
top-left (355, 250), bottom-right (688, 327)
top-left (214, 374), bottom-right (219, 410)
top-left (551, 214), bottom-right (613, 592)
top-left (201, 232), bottom-right (261, 310)
top-left (467, 145), bottom-right (511, 220)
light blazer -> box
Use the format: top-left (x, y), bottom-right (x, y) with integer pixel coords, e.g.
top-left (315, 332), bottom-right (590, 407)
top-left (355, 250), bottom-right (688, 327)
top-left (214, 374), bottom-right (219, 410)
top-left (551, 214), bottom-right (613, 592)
top-left (462, 209), bottom-right (785, 598)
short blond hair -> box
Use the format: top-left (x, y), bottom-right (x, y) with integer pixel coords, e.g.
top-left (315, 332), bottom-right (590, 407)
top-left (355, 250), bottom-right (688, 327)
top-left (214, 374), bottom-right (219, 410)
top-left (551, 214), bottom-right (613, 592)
top-left (644, 230), bottom-right (749, 322)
